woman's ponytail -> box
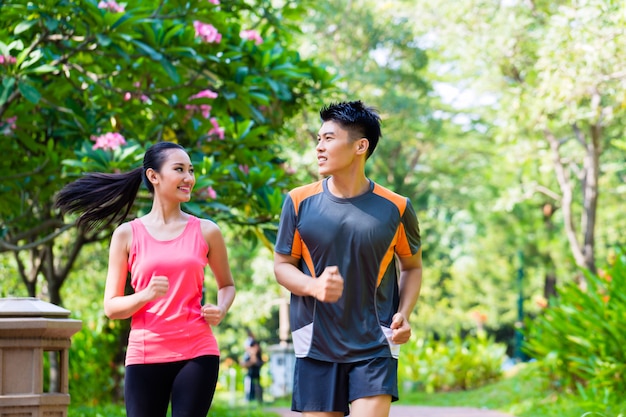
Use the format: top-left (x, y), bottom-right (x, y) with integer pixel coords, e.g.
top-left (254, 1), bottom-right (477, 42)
top-left (55, 167), bottom-right (144, 232)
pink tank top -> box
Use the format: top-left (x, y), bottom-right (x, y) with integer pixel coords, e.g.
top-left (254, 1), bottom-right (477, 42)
top-left (125, 216), bottom-right (220, 365)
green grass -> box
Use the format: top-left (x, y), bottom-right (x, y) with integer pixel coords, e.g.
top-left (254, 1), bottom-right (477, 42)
top-left (397, 362), bottom-right (626, 417)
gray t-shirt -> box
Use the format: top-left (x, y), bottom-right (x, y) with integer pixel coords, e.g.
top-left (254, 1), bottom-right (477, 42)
top-left (275, 178), bottom-right (421, 362)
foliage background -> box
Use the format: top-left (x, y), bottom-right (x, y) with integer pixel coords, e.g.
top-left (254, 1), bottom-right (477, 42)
top-left (1, 0), bottom-right (625, 414)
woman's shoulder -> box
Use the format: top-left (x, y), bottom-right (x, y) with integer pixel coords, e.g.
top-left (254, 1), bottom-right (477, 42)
top-left (194, 217), bottom-right (223, 242)
top-left (197, 217), bottom-right (220, 231)
top-left (113, 220), bottom-right (134, 234)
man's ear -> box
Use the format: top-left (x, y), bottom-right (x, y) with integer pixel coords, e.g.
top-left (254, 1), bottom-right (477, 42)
top-left (356, 138), bottom-right (369, 154)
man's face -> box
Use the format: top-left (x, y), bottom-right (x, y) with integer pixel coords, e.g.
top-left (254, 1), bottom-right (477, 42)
top-left (316, 121), bottom-right (359, 177)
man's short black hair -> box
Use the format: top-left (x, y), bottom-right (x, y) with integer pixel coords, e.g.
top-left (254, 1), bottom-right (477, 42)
top-left (319, 100), bottom-right (382, 158)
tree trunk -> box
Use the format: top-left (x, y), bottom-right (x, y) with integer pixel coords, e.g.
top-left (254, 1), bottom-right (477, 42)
top-left (544, 272), bottom-right (557, 300)
top-left (544, 122), bottom-right (600, 275)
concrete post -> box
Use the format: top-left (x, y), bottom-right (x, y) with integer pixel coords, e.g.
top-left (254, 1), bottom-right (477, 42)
top-left (267, 343), bottom-right (295, 399)
top-left (0, 297), bottom-right (82, 417)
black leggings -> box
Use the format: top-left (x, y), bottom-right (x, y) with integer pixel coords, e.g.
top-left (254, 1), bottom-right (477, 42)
top-left (125, 355), bottom-right (220, 417)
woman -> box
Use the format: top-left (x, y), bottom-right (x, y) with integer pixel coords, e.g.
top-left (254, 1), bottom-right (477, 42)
top-left (56, 141), bottom-right (236, 417)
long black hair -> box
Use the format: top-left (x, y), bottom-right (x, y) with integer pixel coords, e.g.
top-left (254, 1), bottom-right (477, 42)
top-left (55, 141), bottom-right (186, 231)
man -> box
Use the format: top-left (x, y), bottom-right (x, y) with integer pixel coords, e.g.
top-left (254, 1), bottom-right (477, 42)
top-left (240, 331), bottom-right (264, 404)
top-left (274, 100), bottom-right (423, 417)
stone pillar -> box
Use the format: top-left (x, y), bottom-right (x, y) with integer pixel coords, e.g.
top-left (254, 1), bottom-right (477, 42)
top-left (0, 297), bottom-right (82, 417)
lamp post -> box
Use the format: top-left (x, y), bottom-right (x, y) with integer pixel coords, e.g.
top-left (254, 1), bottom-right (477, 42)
top-left (514, 250), bottom-right (525, 362)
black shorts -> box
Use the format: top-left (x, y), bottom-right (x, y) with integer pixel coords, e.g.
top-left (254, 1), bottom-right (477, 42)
top-left (292, 356), bottom-right (398, 415)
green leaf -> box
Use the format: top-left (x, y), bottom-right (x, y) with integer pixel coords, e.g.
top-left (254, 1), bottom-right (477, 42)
top-left (14, 20), bottom-right (38, 35)
top-left (131, 39), bottom-right (163, 61)
top-left (234, 66), bottom-right (249, 84)
top-left (25, 64), bottom-right (57, 74)
top-left (165, 46), bottom-right (198, 58)
top-left (160, 23), bottom-right (186, 46)
top-left (44, 17), bottom-right (59, 32)
top-left (111, 13), bottom-right (135, 30)
top-left (19, 49), bottom-right (42, 69)
top-left (0, 77), bottom-right (16, 106)
top-left (17, 81), bottom-right (41, 104)
top-left (160, 58), bottom-right (180, 83)
top-left (110, 43), bottom-right (131, 62)
top-left (96, 33), bottom-right (112, 47)
top-left (7, 40), bottom-right (25, 52)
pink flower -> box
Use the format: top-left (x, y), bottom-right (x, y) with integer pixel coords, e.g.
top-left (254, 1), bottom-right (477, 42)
top-left (207, 0), bottom-right (220, 4)
top-left (240, 29), bottom-right (263, 45)
top-left (238, 164), bottom-right (249, 174)
top-left (193, 21), bottom-right (222, 43)
top-left (199, 104), bottom-right (212, 119)
top-left (91, 132), bottom-right (127, 150)
top-left (1, 116), bottom-right (17, 135)
top-left (98, 0), bottom-right (125, 13)
top-left (190, 89), bottom-right (218, 100)
top-left (0, 55), bottom-right (17, 65)
top-left (207, 118), bottom-right (225, 140)
top-left (206, 186), bottom-right (217, 199)
top-left (123, 92), bottom-right (131, 101)
top-left (184, 104), bottom-right (212, 119)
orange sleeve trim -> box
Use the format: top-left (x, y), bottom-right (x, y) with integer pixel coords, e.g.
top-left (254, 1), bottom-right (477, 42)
top-left (287, 181), bottom-right (323, 278)
top-left (372, 183), bottom-right (407, 216)
top-left (289, 181), bottom-right (324, 216)
top-left (301, 242), bottom-right (316, 278)
top-left (291, 229), bottom-right (303, 258)
top-left (289, 230), bottom-right (315, 278)
top-left (377, 229), bottom-right (399, 287)
top-left (395, 223), bottom-right (413, 258)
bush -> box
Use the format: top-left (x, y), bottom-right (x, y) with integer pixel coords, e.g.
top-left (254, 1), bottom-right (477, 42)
top-left (399, 331), bottom-right (507, 393)
top-left (525, 247), bottom-right (626, 399)
top-left (69, 310), bottom-right (127, 405)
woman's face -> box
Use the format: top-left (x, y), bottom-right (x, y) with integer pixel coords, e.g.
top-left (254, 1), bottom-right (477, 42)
top-left (153, 149), bottom-right (195, 202)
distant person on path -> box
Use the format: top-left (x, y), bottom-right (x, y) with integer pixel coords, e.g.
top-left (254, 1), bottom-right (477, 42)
top-left (55, 141), bottom-right (236, 417)
top-left (273, 101), bottom-right (423, 417)
top-left (240, 329), bottom-right (264, 404)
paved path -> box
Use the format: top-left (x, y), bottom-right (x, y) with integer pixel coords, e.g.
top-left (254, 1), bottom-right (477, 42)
top-left (267, 406), bottom-right (515, 417)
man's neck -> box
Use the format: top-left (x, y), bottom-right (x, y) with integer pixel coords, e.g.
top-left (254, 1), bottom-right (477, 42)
top-left (327, 175), bottom-right (370, 198)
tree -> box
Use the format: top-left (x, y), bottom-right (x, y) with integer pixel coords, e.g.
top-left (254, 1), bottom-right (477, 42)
top-left (408, 0), bottom-right (626, 277)
top-left (0, 0), bottom-right (334, 307)
top-left (285, 0), bottom-right (525, 337)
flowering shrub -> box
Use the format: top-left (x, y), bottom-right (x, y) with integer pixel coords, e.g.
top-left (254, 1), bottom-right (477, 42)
top-left (0, 0), bottom-right (335, 230)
